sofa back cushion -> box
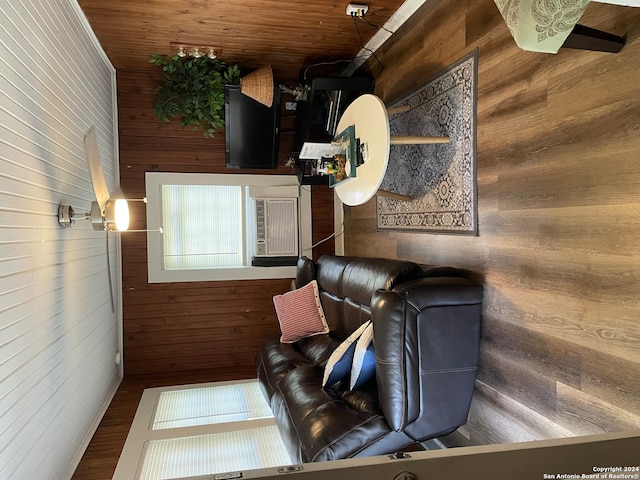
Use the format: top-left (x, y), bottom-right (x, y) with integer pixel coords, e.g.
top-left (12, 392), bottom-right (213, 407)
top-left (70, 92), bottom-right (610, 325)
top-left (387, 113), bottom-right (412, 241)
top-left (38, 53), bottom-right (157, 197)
top-left (314, 256), bottom-right (424, 340)
top-left (295, 257), bottom-right (316, 288)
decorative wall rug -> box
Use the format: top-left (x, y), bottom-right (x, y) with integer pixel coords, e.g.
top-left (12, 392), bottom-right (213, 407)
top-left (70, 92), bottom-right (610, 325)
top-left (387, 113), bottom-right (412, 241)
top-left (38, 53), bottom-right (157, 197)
top-left (377, 50), bottom-right (478, 235)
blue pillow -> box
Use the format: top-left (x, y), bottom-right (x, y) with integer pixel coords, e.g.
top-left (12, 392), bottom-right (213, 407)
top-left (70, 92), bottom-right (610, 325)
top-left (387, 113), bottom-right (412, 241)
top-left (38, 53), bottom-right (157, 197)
top-left (350, 322), bottom-right (375, 390)
top-left (322, 321), bottom-right (371, 387)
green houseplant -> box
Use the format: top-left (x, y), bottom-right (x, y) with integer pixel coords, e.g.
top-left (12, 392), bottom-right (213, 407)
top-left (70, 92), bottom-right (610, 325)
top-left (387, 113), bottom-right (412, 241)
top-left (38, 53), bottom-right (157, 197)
top-left (149, 53), bottom-right (241, 137)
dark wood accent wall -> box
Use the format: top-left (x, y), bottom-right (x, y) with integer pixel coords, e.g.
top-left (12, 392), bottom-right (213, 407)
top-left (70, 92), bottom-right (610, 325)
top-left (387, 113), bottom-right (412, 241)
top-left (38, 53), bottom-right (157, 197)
top-left (349, 0), bottom-right (640, 446)
top-left (74, 70), bottom-right (336, 478)
top-left (118, 70), bottom-right (325, 375)
top-left (310, 185), bottom-right (336, 261)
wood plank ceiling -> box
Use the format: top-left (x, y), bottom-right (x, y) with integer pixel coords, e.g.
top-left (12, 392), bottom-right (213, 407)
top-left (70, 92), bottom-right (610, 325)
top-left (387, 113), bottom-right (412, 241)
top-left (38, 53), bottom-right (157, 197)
top-left (77, 0), bottom-right (406, 80)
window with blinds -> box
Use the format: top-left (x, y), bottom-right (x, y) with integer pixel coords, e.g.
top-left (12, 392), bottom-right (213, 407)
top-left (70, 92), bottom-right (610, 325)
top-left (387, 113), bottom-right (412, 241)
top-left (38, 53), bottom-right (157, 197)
top-left (145, 172), bottom-right (308, 282)
top-left (113, 380), bottom-right (293, 480)
top-left (138, 426), bottom-right (291, 480)
top-left (161, 185), bottom-right (249, 269)
top-left (152, 382), bottom-right (273, 430)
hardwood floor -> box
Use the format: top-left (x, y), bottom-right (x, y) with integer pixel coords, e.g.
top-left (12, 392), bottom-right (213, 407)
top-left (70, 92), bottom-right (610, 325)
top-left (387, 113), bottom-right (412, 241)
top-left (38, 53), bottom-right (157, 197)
top-left (350, 0), bottom-right (640, 446)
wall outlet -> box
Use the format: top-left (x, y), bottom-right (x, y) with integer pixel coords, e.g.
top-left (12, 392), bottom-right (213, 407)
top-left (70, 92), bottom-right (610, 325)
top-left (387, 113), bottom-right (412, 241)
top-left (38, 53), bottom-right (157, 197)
top-left (346, 3), bottom-right (368, 17)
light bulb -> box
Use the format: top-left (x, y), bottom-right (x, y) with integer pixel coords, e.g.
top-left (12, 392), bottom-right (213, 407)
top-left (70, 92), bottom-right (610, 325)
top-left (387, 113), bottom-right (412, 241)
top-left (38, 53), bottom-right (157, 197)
top-left (114, 199), bottom-right (130, 231)
top-left (176, 46), bottom-right (186, 57)
top-left (207, 48), bottom-right (217, 59)
top-left (190, 47), bottom-right (202, 58)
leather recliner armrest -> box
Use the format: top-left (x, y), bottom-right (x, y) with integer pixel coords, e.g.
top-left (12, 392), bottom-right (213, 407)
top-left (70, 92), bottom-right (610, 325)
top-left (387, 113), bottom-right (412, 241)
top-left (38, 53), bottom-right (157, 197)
top-left (372, 277), bottom-right (483, 435)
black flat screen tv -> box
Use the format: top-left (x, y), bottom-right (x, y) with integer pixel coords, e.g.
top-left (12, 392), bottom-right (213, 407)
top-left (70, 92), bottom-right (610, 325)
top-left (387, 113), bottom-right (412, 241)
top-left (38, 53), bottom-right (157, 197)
top-left (225, 85), bottom-right (281, 169)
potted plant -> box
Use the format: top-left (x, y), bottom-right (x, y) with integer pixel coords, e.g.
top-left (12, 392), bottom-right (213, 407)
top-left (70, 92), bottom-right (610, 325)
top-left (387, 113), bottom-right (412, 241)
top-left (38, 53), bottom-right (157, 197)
top-left (149, 53), bottom-right (241, 137)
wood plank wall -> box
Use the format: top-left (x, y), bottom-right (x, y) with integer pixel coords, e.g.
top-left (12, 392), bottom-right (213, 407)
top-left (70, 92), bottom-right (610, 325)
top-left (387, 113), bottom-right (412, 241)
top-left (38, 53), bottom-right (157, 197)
top-left (77, 0), bottom-right (396, 377)
top-left (118, 69), bottom-right (334, 375)
top-left (349, 0), bottom-right (640, 446)
top-left (76, 0), bottom-right (405, 74)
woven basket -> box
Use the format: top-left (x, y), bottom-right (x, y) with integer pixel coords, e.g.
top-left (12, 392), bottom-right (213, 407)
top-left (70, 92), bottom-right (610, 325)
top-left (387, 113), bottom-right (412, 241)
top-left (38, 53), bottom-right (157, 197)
top-left (240, 65), bottom-right (274, 107)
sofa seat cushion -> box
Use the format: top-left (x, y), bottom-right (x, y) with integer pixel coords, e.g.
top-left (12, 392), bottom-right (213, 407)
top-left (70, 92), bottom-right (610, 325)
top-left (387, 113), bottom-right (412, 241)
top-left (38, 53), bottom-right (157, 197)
top-left (256, 335), bottom-right (314, 402)
top-left (256, 334), bottom-right (341, 402)
top-left (372, 277), bottom-right (483, 433)
top-left (315, 256), bottom-right (425, 339)
top-left (295, 335), bottom-right (340, 366)
top-left (274, 365), bottom-right (395, 462)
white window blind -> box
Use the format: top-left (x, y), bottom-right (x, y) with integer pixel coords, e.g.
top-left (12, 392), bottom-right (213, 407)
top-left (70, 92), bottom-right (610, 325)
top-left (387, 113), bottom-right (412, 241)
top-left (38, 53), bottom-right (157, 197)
top-left (115, 380), bottom-right (294, 480)
top-left (162, 185), bottom-right (244, 269)
top-left (138, 426), bottom-right (291, 480)
top-left (152, 382), bottom-right (272, 430)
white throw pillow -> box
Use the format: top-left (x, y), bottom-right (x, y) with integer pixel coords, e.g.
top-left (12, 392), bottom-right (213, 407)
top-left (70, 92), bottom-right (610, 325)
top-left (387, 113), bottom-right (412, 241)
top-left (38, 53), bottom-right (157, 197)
top-left (350, 322), bottom-right (376, 390)
top-left (322, 321), bottom-right (371, 387)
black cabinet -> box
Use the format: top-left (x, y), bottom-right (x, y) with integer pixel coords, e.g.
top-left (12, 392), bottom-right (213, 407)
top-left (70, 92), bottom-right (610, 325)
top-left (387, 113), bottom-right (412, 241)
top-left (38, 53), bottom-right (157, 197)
top-left (294, 74), bottom-right (374, 152)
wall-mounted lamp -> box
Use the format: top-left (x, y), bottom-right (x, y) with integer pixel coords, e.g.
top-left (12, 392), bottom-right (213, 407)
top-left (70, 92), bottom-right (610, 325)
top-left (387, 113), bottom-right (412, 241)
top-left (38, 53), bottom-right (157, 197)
top-left (58, 198), bottom-right (146, 231)
top-left (170, 42), bottom-right (222, 59)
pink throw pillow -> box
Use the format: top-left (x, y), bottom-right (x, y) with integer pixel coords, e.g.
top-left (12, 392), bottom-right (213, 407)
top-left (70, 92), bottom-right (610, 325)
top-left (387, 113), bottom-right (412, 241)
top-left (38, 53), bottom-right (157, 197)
top-left (273, 280), bottom-right (329, 343)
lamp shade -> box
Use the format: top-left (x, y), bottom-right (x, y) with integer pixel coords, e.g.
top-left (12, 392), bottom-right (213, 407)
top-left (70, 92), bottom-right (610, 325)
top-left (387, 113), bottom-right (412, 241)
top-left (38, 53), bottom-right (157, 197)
top-left (240, 65), bottom-right (274, 107)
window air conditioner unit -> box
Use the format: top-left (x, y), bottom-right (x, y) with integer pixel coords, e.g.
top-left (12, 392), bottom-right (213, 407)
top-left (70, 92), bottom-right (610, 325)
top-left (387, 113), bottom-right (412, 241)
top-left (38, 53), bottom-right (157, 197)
top-left (254, 198), bottom-right (299, 258)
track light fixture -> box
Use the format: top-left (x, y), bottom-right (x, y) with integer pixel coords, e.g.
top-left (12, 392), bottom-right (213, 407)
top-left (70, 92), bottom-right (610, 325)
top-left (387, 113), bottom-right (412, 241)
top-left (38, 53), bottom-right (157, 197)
top-left (170, 42), bottom-right (222, 59)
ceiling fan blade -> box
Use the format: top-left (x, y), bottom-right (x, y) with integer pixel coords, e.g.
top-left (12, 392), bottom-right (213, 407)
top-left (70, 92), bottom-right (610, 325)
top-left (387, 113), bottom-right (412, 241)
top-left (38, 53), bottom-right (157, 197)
top-left (84, 126), bottom-right (111, 211)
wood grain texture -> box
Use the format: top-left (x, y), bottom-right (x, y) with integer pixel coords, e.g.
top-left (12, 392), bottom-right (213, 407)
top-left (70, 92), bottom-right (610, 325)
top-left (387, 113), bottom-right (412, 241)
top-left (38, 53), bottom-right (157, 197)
top-left (72, 0), bottom-right (379, 476)
top-left (352, 0), bottom-right (640, 446)
top-left (115, 69), bottom-right (329, 377)
top-left (310, 185), bottom-right (336, 261)
top-left (76, 0), bottom-right (405, 79)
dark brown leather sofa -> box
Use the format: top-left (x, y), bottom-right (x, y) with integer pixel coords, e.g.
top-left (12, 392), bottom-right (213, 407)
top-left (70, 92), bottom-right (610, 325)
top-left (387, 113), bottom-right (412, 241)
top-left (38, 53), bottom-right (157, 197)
top-left (256, 255), bottom-right (483, 463)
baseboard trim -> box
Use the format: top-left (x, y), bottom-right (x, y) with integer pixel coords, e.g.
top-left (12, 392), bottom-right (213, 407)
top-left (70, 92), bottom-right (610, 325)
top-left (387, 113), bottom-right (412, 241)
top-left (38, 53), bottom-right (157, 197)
top-left (64, 374), bottom-right (123, 479)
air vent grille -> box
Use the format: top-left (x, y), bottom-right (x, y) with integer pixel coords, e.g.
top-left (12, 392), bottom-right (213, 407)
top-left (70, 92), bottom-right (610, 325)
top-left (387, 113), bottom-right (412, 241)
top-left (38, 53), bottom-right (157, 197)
top-left (254, 198), bottom-right (298, 257)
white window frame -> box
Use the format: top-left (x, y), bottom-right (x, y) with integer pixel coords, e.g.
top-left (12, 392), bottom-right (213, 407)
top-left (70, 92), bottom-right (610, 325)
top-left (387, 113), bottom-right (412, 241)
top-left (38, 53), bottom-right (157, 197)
top-left (146, 172), bottom-right (312, 282)
top-left (113, 379), bottom-right (293, 480)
